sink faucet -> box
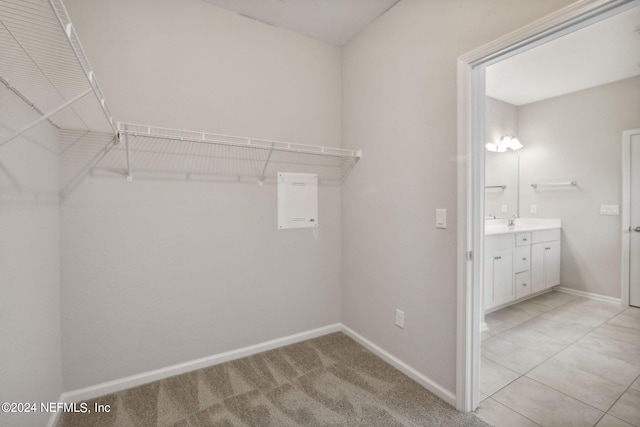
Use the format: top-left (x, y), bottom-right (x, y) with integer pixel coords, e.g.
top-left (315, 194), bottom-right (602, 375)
top-left (507, 215), bottom-right (517, 226)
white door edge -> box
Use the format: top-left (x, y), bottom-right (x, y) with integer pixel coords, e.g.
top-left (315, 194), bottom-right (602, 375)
top-left (622, 128), bottom-right (640, 308)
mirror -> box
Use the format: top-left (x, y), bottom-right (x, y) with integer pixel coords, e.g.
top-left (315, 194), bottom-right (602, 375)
top-left (484, 4), bottom-right (640, 221)
top-left (485, 96), bottom-right (519, 219)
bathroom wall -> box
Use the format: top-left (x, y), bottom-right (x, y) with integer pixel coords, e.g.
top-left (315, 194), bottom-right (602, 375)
top-left (0, 87), bottom-right (62, 426)
top-left (341, 0), bottom-right (575, 396)
top-left (62, 0), bottom-right (342, 390)
top-left (518, 75), bottom-right (640, 298)
top-left (485, 97), bottom-right (519, 218)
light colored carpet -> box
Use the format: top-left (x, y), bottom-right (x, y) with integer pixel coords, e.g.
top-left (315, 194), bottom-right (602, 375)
top-left (57, 332), bottom-right (490, 426)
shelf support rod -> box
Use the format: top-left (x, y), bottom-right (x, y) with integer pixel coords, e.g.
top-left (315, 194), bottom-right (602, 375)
top-left (123, 124), bottom-right (133, 181)
top-left (0, 89), bottom-right (92, 149)
top-left (258, 141), bottom-right (275, 186)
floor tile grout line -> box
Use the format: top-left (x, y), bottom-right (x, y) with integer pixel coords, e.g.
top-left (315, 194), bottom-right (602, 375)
top-left (481, 294), bottom-right (640, 426)
top-left (522, 376), bottom-right (608, 419)
top-left (480, 396), bottom-right (543, 427)
top-left (589, 323), bottom-right (640, 348)
top-left (484, 296), bottom-right (620, 423)
top-left (549, 357), bottom-right (639, 390)
top-left (572, 333), bottom-right (640, 370)
top-left (515, 306), bottom-right (640, 417)
top-left (597, 372), bottom-right (640, 424)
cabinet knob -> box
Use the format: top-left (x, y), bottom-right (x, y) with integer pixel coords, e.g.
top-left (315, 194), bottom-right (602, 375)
top-left (523, 283), bottom-right (527, 287)
top-left (522, 257), bottom-right (527, 261)
top-left (545, 247), bottom-right (551, 250)
top-left (494, 256), bottom-right (501, 260)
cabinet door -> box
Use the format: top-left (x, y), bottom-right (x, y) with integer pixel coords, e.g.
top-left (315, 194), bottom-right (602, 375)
top-left (532, 241), bottom-right (561, 292)
top-left (531, 243), bottom-right (546, 293)
top-left (544, 241), bottom-right (561, 287)
top-left (492, 251), bottom-right (515, 306)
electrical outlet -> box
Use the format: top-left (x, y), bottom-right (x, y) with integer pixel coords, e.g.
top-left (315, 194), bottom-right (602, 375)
top-left (530, 204), bottom-right (537, 214)
top-left (600, 205), bottom-right (619, 215)
top-left (501, 204), bottom-right (508, 213)
top-left (395, 309), bottom-right (405, 329)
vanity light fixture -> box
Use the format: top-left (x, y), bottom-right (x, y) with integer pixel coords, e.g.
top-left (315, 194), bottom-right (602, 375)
top-left (485, 135), bottom-right (523, 152)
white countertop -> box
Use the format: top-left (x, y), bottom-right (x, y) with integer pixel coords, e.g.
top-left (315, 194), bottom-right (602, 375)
top-left (485, 218), bottom-right (561, 235)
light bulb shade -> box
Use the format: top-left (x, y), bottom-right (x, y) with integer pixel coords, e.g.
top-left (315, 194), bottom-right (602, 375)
top-left (485, 142), bottom-right (498, 152)
top-left (510, 137), bottom-right (523, 150)
top-left (487, 136), bottom-right (523, 152)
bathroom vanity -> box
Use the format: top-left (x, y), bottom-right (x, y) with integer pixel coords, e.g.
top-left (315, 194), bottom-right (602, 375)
top-left (484, 218), bottom-right (561, 312)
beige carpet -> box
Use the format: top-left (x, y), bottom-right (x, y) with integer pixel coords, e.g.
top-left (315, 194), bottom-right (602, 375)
top-left (57, 332), bottom-right (490, 427)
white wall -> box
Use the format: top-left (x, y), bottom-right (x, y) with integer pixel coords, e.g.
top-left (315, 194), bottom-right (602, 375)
top-left (341, 0), bottom-right (575, 395)
top-left (62, 0), bottom-right (342, 390)
top-left (485, 97), bottom-right (519, 218)
top-left (518, 75), bottom-right (640, 298)
top-left (0, 87), bottom-right (62, 426)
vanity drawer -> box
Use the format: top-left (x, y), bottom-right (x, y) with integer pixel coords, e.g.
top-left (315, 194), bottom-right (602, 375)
top-left (532, 228), bottom-right (561, 244)
top-left (515, 271), bottom-right (531, 299)
top-left (514, 246), bottom-right (531, 273)
top-left (515, 232), bottom-right (531, 247)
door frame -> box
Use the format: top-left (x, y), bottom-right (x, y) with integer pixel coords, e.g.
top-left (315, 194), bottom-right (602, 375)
top-left (456, 0), bottom-right (640, 412)
top-left (622, 128), bottom-right (640, 307)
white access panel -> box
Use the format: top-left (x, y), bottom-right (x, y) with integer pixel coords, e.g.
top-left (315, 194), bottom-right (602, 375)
top-left (277, 172), bottom-right (318, 229)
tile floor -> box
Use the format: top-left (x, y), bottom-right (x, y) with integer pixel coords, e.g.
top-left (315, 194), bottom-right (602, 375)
top-left (475, 291), bottom-right (640, 427)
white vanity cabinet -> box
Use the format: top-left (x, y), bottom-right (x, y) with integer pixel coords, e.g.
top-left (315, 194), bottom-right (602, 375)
top-left (484, 225), bottom-right (560, 311)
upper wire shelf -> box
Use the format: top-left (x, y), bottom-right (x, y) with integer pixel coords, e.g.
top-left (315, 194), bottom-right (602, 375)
top-left (0, 0), bottom-right (116, 148)
top-left (115, 123), bottom-right (362, 185)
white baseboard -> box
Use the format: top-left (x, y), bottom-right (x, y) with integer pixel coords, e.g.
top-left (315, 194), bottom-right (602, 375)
top-left (554, 286), bottom-right (622, 305)
top-left (50, 321), bottom-right (455, 426)
top-left (340, 325), bottom-right (456, 407)
top-left (58, 323), bottom-right (341, 405)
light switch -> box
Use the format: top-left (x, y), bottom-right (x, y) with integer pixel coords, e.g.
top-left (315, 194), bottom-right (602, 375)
top-left (501, 204), bottom-right (508, 213)
top-left (436, 208), bottom-right (447, 229)
top-left (600, 205), bottom-right (619, 216)
top-left (530, 205), bottom-right (537, 214)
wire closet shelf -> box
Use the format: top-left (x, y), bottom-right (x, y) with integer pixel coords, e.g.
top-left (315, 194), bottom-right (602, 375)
top-left (116, 124), bottom-right (362, 185)
top-left (0, 0), bottom-right (362, 188)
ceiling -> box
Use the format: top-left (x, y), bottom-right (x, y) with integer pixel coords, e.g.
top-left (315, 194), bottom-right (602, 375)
top-left (199, 0), bottom-right (638, 103)
top-left (487, 5), bottom-right (640, 106)
top-left (200, 0), bottom-right (400, 46)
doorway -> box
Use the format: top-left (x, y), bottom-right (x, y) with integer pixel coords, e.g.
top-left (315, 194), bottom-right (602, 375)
top-left (457, 0), bottom-right (640, 413)
top-left (623, 129), bottom-right (640, 308)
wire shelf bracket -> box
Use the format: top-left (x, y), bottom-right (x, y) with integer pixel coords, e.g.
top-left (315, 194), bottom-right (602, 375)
top-left (0, 89), bottom-right (91, 148)
top-left (47, 0), bottom-right (117, 134)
